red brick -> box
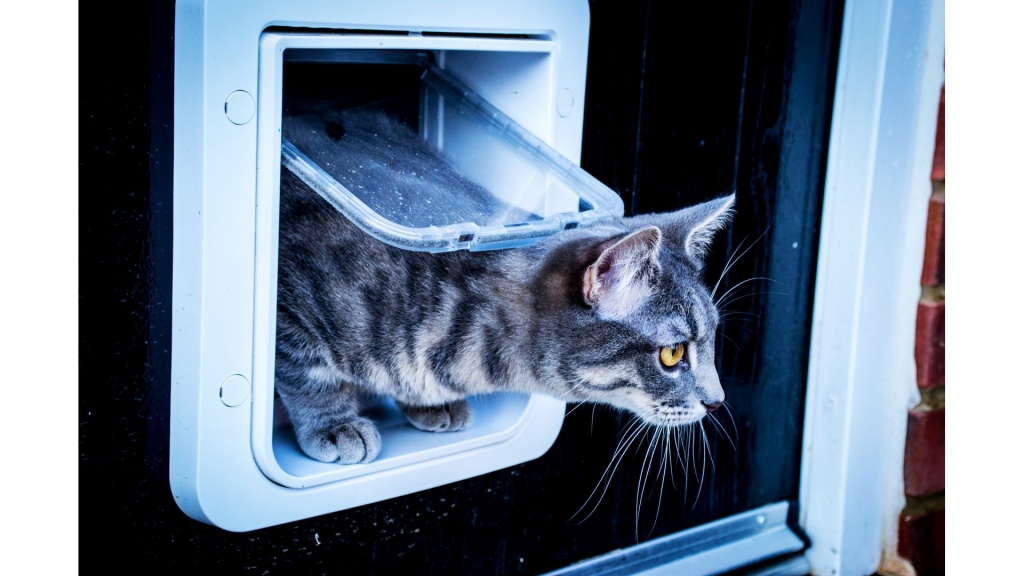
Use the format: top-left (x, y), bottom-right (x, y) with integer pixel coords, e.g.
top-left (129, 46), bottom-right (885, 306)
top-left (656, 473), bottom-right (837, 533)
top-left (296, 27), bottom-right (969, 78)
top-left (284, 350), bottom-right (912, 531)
top-left (904, 406), bottom-right (945, 497)
top-left (915, 300), bottom-right (945, 389)
top-left (931, 86), bottom-right (944, 181)
top-left (898, 507), bottom-right (945, 576)
top-left (920, 194), bottom-right (945, 286)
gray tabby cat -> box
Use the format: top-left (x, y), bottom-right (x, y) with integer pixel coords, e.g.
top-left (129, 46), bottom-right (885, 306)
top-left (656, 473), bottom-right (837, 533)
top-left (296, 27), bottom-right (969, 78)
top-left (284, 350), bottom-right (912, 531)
top-left (276, 109), bottom-right (734, 464)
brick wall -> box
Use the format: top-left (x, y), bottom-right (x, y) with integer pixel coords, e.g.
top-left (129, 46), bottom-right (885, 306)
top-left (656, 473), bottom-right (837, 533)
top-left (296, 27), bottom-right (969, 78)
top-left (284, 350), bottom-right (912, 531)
top-left (897, 85), bottom-right (945, 576)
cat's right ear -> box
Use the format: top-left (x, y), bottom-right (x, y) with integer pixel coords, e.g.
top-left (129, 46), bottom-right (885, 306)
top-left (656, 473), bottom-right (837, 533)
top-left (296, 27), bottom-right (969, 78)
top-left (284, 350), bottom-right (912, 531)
top-left (583, 226), bottom-right (662, 320)
top-left (635, 193), bottom-right (735, 268)
top-left (680, 193), bottom-right (735, 264)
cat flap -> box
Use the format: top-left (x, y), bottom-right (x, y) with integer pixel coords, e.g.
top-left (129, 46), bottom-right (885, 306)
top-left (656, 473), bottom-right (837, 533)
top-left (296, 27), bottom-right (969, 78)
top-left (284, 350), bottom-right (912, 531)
top-left (281, 58), bottom-right (625, 253)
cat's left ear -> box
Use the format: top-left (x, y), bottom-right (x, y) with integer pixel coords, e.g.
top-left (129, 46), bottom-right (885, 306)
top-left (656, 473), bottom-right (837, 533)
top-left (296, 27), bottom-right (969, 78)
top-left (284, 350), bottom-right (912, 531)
top-left (639, 193), bottom-right (735, 267)
top-left (583, 226), bottom-right (662, 319)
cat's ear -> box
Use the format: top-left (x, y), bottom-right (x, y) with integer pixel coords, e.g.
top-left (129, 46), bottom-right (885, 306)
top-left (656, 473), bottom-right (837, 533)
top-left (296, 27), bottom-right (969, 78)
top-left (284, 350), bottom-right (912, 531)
top-left (583, 226), bottom-right (662, 319)
top-left (641, 193), bottom-right (735, 267)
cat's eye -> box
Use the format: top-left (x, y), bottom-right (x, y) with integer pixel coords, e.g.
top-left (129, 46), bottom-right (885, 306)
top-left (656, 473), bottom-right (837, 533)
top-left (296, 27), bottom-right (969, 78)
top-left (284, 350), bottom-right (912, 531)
top-left (660, 343), bottom-right (686, 368)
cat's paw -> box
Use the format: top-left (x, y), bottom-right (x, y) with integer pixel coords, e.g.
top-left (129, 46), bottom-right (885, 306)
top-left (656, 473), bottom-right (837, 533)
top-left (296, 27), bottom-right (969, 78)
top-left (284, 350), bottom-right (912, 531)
top-left (295, 417), bottom-right (382, 464)
top-left (398, 400), bottom-right (473, 432)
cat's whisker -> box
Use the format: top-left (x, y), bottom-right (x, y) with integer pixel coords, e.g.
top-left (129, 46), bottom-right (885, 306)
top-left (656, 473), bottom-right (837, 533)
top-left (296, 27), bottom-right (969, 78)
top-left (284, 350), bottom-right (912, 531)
top-left (571, 413), bottom-right (652, 525)
top-left (710, 228), bottom-right (767, 301)
top-left (716, 311), bottom-right (765, 339)
top-left (705, 410), bottom-right (725, 435)
top-left (716, 287), bottom-right (787, 312)
top-left (554, 379), bottom-right (588, 403)
top-left (561, 387), bottom-right (598, 414)
top-left (638, 423), bottom-right (673, 541)
top-left (702, 423), bottom-right (714, 483)
top-left (717, 310), bottom-right (763, 322)
top-left (647, 424), bottom-right (663, 500)
top-left (558, 380), bottom-right (601, 420)
top-left (716, 329), bottom-right (742, 352)
top-left (605, 419), bottom-right (651, 519)
top-left (621, 419), bottom-right (719, 527)
top-left (706, 411), bottom-right (737, 451)
top-left (689, 423), bottom-right (711, 512)
top-left (563, 402), bottom-right (584, 417)
top-left (671, 426), bottom-right (688, 492)
top-left (637, 427), bottom-right (660, 503)
top-left (702, 420), bottom-right (716, 474)
top-left (684, 425), bottom-right (695, 503)
top-left (581, 403), bottom-right (667, 528)
top-left (661, 427), bottom-right (675, 510)
top-left (692, 425), bottom-right (704, 504)
top-left (665, 426), bottom-right (680, 492)
top-left (643, 426), bottom-right (672, 540)
top-left (635, 427), bottom-right (656, 540)
top-left (719, 402), bottom-right (739, 447)
top-left (713, 276), bottom-right (778, 309)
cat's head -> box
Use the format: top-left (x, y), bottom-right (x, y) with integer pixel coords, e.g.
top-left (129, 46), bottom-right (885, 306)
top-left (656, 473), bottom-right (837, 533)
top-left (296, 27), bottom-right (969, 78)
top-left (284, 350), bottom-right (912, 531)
top-left (537, 194), bottom-right (734, 428)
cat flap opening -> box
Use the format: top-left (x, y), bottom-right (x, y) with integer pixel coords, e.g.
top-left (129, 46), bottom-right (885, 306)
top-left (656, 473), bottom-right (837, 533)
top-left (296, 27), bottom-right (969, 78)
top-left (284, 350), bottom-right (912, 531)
top-left (280, 51), bottom-right (624, 252)
top-left (253, 36), bottom-right (626, 490)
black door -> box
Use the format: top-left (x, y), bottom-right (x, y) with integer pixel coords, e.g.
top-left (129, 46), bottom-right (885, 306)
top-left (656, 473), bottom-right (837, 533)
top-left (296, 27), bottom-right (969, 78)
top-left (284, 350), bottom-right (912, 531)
top-left (80, 0), bottom-right (843, 572)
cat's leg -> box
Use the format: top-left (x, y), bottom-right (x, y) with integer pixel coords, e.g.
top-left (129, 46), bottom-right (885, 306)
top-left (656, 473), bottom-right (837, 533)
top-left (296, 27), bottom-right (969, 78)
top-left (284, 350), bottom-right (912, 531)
top-left (396, 400), bottom-right (474, 432)
top-left (276, 376), bottom-right (382, 464)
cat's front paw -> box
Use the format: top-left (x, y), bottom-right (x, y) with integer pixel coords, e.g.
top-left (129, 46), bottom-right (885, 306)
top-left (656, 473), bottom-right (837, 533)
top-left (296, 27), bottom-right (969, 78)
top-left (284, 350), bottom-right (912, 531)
top-left (295, 417), bottom-right (382, 464)
top-left (398, 400), bottom-right (473, 432)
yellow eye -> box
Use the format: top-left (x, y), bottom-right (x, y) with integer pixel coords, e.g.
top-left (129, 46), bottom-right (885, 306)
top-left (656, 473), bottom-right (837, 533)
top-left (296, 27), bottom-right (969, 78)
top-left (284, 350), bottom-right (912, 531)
top-left (660, 343), bottom-right (686, 367)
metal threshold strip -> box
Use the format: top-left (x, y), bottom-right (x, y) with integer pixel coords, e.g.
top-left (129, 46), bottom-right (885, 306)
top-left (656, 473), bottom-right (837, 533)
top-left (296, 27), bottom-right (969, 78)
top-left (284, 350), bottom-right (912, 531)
top-left (542, 502), bottom-right (807, 576)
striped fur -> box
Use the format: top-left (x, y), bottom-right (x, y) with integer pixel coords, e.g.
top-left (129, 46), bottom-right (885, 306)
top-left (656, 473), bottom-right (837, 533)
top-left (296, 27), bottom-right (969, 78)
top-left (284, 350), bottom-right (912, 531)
top-left (275, 112), bottom-right (734, 464)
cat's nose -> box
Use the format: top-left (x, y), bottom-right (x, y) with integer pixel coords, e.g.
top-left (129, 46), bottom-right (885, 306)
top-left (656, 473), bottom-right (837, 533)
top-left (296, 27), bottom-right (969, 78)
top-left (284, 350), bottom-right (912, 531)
top-left (703, 401), bottom-right (722, 413)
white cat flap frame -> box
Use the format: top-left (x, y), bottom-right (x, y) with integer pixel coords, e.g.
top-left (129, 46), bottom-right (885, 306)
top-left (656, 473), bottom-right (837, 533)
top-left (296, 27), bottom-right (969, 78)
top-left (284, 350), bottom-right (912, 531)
top-left (171, 0), bottom-right (591, 531)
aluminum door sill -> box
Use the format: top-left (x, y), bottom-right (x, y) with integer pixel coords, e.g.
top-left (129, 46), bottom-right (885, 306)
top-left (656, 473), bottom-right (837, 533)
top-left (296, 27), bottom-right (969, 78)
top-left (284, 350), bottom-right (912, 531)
top-left (543, 502), bottom-right (805, 576)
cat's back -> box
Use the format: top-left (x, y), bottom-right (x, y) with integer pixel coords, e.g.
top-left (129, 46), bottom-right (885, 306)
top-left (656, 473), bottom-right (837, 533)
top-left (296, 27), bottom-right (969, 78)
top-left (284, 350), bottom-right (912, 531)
top-left (278, 168), bottom-right (421, 303)
top-left (278, 168), bottom-right (509, 281)
top-left (277, 170), bottom-right (523, 343)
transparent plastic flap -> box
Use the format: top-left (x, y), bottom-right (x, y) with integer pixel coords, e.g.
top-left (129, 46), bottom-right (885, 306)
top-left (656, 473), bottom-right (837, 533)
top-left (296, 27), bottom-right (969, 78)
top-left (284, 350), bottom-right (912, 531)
top-left (281, 60), bottom-right (624, 252)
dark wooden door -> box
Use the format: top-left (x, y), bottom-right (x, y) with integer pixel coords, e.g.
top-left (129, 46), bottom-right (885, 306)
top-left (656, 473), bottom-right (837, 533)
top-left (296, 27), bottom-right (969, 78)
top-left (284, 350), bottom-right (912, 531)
top-left (79, 0), bottom-right (843, 573)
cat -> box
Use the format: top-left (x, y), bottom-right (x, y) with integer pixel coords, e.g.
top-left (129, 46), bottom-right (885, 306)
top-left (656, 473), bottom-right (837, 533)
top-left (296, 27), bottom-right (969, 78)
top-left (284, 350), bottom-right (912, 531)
top-left (275, 107), bottom-right (734, 464)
